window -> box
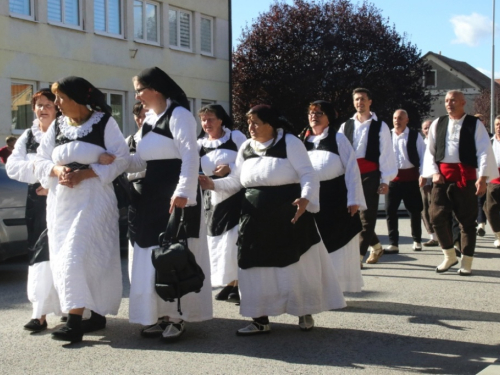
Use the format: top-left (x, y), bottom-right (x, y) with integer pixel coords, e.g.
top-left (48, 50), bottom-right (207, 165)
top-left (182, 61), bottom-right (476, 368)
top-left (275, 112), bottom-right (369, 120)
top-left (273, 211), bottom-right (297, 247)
top-left (11, 82), bottom-right (35, 133)
top-left (134, 0), bottom-right (159, 44)
top-left (9, 0), bottom-right (34, 19)
top-left (169, 8), bottom-right (192, 51)
top-left (95, 0), bottom-right (122, 36)
top-left (201, 99), bottom-right (215, 108)
top-left (48, 0), bottom-right (81, 27)
top-left (200, 16), bottom-right (213, 55)
top-left (187, 98), bottom-right (195, 113)
top-left (102, 91), bottom-right (125, 130)
top-left (425, 70), bottom-right (437, 88)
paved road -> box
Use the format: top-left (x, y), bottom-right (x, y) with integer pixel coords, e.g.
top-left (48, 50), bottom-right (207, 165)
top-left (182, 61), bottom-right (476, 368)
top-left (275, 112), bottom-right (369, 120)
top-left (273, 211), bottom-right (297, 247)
top-left (0, 217), bottom-right (499, 375)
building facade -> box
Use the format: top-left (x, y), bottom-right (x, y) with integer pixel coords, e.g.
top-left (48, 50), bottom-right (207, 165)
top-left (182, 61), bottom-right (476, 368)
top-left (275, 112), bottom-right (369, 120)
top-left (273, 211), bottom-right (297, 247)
top-left (1, 0), bottom-right (230, 140)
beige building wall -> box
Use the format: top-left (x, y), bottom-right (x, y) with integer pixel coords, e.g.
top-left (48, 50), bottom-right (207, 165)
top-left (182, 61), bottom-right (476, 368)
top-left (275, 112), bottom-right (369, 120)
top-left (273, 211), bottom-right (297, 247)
top-left (0, 0), bottom-right (230, 140)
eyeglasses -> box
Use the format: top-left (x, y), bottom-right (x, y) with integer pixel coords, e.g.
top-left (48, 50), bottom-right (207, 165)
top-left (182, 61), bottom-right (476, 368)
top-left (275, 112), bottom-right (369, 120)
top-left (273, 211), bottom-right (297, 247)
top-left (308, 111), bottom-right (324, 117)
top-left (35, 104), bottom-right (55, 110)
top-left (134, 87), bottom-right (149, 95)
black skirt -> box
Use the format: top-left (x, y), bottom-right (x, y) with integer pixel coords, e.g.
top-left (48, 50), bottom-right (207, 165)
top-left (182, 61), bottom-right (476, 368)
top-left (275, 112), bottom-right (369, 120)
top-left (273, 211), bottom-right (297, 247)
top-left (25, 183), bottom-right (49, 265)
top-left (237, 183), bottom-right (320, 269)
top-left (314, 175), bottom-right (362, 253)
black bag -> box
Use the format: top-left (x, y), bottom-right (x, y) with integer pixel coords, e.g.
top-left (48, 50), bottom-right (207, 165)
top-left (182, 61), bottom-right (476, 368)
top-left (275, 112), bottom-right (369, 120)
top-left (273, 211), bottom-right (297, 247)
top-left (151, 208), bottom-right (205, 315)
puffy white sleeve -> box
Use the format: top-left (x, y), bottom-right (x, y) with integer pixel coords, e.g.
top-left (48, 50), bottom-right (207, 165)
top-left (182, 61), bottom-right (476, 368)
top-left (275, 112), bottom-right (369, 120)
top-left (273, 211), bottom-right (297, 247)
top-left (213, 141), bottom-right (246, 194)
top-left (89, 117), bottom-right (129, 185)
top-left (34, 122), bottom-right (58, 189)
top-left (231, 130), bottom-right (248, 149)
top-left (170, 107), bottom-right (199, 204)
top-left (379, 121), bottom-right (398, 184)
top-left (5, 129), bottom-right (38, 184)
top-left (422, 119), bottom-right (440, 178)
top-left (337, 122), bottom-right (346, 135)
top-left (416, 132), bottom-right (427, 176)
top-left (475, 119), bottom-right (499, 181)
top-left (286, 134), bottom-right (320, 213)
top-left (336, 133), bottom-right (367, 210)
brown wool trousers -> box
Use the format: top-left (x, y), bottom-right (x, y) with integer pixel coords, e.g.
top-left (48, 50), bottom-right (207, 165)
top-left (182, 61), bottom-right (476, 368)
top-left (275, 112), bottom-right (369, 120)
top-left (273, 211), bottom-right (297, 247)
top-left (359, 170), bottom-right (381, 256)
top-left (484, 183), bottom-right (500, 233)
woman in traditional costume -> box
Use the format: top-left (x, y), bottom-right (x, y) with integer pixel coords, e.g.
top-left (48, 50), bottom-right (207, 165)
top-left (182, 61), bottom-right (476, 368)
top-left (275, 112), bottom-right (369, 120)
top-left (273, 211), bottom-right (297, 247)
top-left (200, 105), bottom-right (345, 335)
top-left (6, 88), bottom-right (61, 332)
top-left (35, 77), bottom-right (128, 343)
top-left (198, 104), bottom-right (246, 302)
top-left (302, 101), bottom-right (365, 292)
top-left (127, 67), bottom-right (212, 341)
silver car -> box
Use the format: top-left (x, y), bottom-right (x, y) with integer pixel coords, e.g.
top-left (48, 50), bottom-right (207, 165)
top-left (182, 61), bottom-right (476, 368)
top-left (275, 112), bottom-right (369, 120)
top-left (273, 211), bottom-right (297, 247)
top-left (0, 162), bottom-right (28, 261)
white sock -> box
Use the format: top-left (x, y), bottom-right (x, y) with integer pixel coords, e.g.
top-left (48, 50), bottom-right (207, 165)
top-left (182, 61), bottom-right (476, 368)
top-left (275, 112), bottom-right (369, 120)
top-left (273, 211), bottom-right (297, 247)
top-left (429, 233), bottom-right (435, 240)
top-left (479, 223), bottom-right (485, 230)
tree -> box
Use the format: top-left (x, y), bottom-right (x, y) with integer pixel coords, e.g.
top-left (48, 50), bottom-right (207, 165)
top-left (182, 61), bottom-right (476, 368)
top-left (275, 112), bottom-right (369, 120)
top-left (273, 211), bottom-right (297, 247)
top-left (474, 89), bottom-right (500, 130)
top-left (232, 0), bottom-right (432, 133)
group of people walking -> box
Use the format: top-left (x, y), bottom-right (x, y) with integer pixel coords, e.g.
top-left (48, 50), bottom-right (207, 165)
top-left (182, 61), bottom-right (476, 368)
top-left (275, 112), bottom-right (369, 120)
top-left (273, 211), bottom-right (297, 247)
top-left (5, 65), bottom-right (500, 344)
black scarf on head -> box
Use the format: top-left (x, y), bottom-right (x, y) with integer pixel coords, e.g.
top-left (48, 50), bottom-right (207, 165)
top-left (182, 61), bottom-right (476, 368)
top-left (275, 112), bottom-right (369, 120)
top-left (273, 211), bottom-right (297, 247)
top-left (56, 76), bottom-right (112, 115)
top-left (136, 67), bottom-right (190, 111)
top-left (311, 100), bottom-right (337, 123)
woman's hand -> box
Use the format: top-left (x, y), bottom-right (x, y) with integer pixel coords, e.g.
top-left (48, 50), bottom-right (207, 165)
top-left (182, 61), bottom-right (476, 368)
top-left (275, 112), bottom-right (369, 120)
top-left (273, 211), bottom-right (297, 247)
top-left (169, 196), bottom-right (188, 214)
top-left (199, 175), bottom-right (215, 190)
top-left (35, 186), bottom-right (49, 196)
top-left (59, 169), bottom-right (97, 188)
top-left (51, 165), bottom-right (70, 178)
top-left (98, 153), bottom-right (116, 165)
top-left (348, 205), bottom-right (359, 216)
top-left (213, 164), bottom-right (230, 177)
top-left (291, 198), bottom-right (309, 224)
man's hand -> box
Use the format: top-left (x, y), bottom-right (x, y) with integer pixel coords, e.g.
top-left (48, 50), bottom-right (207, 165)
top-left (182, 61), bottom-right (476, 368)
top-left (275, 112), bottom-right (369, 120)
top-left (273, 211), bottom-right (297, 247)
top-left (432, 173), bottom-right (444, 184)
top-left (419, 176), bottom-right (427, 187)
top-left (476, 176), bottom-right (487, 196)
top-left (377, 183), bottom-right (388, 195)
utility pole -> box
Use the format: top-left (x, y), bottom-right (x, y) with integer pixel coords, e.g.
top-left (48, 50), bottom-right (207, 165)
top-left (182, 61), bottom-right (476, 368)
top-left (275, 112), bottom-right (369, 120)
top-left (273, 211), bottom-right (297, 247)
top-left (491, 0), bottom-right (496, 133)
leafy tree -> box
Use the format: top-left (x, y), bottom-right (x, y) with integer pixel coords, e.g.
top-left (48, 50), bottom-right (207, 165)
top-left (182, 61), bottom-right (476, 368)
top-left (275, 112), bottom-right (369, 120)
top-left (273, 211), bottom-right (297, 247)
top-left (473, 89), bottom-right (499, 130)
top-left (232, 0), bottom-right (432, 133)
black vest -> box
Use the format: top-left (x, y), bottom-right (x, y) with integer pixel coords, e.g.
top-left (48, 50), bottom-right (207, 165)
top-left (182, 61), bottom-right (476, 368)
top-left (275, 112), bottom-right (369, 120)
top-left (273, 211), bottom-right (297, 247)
top-left (55, 113), bottom-right (110, 148)
top-left (199, 133), bottom-right (238, 158)
top-left (242, 133), bottom-right (287, 160)
top-left (25, 129), bottom-right (39, 154)
top-left (406, 128), bottom-right (420, 168)
top-left (344, 118), bottom-right (382, 163)
top-left (304, 129), bottom-right (339, 155)
top-left (435, 115), bottom-right (478, 168)
top-left (141, 102), bottom-right (180, 140)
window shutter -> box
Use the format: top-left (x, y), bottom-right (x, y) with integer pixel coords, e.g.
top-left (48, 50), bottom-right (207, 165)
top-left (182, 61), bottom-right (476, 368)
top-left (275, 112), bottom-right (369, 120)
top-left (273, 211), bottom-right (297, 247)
top-left (179, 12), bottom-right (190, 49)
top-left (9, 0), bottom-right (31, 16)
top-left (201, 18), bottom-right (212, 54)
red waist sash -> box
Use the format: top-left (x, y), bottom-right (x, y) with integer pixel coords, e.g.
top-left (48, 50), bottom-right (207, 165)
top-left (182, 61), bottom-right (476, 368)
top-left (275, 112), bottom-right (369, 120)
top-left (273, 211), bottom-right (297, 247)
top-left (357, 158), bottom-right (379, 175)
top-left (438, 163), bottom-right (476, 188)
top-left (490, 167), bottom-right (500, 185)
top-left (393, 167), bottom-right (419, 182)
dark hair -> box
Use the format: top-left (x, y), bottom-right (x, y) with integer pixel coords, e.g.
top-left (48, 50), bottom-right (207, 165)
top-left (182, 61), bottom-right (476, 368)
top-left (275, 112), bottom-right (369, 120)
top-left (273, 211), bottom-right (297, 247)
top-left (246, 104), bottom-right (293, 132)
top-left (31, 88), bottom-right (56, 110)
top-left (134, 67), bottom-right (190, 111)
top-left (51, 76), bottom-right (112, 115)
top-left (352, 87), bottom-right (372, 100)
top-left (132, 102), bottom-right (144, 117)
top-left (198, 104), bottom-right (233, 138)
top-left (299, 100), bottom-right (337, 141)
top-left (6, 136), bottom-right (17, 144)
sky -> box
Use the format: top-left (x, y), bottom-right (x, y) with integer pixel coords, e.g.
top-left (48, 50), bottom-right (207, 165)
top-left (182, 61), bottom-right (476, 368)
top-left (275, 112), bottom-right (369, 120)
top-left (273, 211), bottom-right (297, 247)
top-left (232, 0), bottom-right (500, 78)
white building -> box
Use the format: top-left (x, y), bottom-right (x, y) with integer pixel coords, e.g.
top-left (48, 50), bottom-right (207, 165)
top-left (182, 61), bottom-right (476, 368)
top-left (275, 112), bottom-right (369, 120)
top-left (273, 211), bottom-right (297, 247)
top-left (1, 0), bottom-right (230, 140)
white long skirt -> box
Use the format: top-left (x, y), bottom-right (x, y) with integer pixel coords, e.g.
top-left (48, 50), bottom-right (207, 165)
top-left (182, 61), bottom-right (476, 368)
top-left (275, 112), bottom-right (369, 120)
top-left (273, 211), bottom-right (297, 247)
top-left (129, 216), bottom-right (213, 325)
top-left (239, 242), bottom-right (346, 318)
top-left (208, 225), bottom-right (239, 286)
top-left (27, 261), bottom-right (61, 318)
top-left (329, 235), bottom-right (364, 293)
top-left (47, 179), bottom-right (123, 316)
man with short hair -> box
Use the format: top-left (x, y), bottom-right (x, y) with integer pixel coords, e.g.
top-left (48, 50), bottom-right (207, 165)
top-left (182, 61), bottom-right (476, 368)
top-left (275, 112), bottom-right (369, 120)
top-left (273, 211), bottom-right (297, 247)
top-left (422, 90), bottom-right (497, 275)
top-left (484, 115), bottom-right (500, 248)
top-left (0, 136), bottom-right (16, 163)
top-left (384, 110), bottom-right (426, 254)
top-left (339, 88), bottom-right (397, 266)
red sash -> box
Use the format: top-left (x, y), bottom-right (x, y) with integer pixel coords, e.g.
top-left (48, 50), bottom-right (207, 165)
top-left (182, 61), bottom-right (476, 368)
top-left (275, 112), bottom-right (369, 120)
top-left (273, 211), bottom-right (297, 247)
top-left (490, 167), bottom-right (500, 185)
top-left (357, 158), bottom-right (379, 175)
top-left (439, 163), bottom-right (476, 188)
top-left (393, 167), bottom-right (419, 182)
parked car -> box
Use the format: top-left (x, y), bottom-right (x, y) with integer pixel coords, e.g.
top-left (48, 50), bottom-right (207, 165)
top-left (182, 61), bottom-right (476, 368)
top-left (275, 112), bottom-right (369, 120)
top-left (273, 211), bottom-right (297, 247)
top-left (0, 163), bottom-right (28, 261)
top-left (0, 163), bottom-right (128, 261)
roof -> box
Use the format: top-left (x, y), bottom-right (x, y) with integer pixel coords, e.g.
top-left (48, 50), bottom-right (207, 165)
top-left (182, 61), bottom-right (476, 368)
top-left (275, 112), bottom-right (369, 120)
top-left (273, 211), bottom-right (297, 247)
top-left (423, 51), bottom-right (500, 90)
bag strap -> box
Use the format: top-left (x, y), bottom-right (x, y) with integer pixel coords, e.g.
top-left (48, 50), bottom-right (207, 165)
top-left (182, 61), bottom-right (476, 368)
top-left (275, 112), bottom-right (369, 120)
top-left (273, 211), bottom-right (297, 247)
top-left (163, 207), bottom-right (188, 243)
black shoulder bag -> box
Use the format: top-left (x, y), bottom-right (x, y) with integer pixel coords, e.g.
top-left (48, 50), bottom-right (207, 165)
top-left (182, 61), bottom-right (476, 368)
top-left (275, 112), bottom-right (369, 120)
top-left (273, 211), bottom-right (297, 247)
top-left (151, 207), bottom-right (205, 315)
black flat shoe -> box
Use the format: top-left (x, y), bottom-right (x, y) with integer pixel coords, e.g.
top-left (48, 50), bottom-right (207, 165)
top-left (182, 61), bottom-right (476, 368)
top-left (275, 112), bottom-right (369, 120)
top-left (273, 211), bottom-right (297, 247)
top-left (24, 319), bottom-right (47, 332)
top-left (60, 316), bottom-right (68, 323)
top-left (227, 286), bottom-right (240, 302)
top-left (215, 285), bottom-right (234, 301)
top-left (82, 311), bottom-right (106, 333)
top-left (51, 326), bottom-right (83, 343)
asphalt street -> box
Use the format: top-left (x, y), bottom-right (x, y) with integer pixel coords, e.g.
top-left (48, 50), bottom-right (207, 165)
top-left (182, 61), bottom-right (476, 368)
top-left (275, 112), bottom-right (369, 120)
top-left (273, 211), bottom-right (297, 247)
top-left (0, 217), bottom-right (499, 375)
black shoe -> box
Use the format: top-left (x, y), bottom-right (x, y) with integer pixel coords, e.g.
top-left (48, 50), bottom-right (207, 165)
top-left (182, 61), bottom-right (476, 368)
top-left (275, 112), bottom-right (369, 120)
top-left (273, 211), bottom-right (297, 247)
top-left (82, 311), bottom-right (106, 333)
top-left (477, 228), bottom-right (486, 237)
top-left (60, 316), bottom-right (68, 323)
top-left (140, 320), bottom-right (169, 338)
top-left (24, 319), bottom-right (47, 332)
top-left (227, 286), bottom-right (240, 302)
top-left (51, 326), bottom-right (83, 343)
top-left (215, 285), bottom-right (234, 301)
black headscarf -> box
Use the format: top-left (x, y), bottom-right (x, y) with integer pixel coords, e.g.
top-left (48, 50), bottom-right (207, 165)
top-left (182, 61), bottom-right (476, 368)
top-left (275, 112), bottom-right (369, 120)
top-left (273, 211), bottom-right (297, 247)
top-left (246, 104), bottom-right (294, 133)
top-left (136, 67), bottom-right (190, 111)
top-left (198, 104), bottom-right (234, 138)
top-left (55, 76), bottom-right (112, 115)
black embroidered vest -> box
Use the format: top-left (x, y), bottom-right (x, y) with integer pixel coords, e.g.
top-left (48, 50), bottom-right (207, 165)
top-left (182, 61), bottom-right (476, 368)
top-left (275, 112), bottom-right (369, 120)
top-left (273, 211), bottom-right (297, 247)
top-left (304, 129), bottom-right (339, 155)
top-left (199, 132), bottom-right (238, 158)
top-left (25, 129), bottom-right (39, 154)
top-left (242, 133), bottom-right (288, 160)
top-left (55, 113), bottom-right (110, 148)
top-left (435, 115), bottom-right (478, 168)
top-left (141, 102), bottom-right (180, 140)
top-left (344, 118), bottom-right (382, 163)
